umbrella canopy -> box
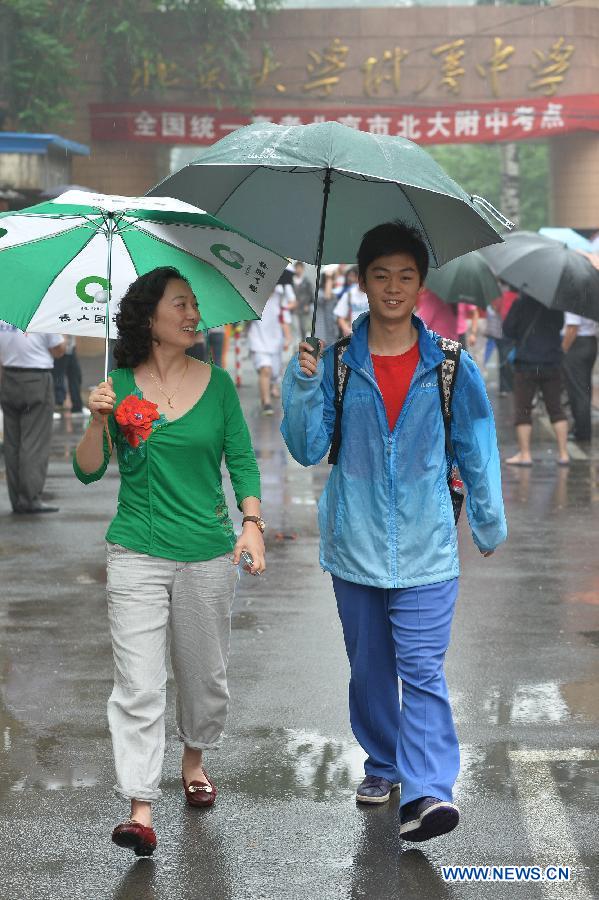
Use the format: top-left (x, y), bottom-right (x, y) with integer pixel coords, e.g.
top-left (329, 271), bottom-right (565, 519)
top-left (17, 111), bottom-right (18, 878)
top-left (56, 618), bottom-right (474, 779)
top-left (150, 121), bottom-right (507, 268)
top-left (0, 191), bottom-right (287, 340)
top-left (480, 230), bottom-right (599, 322)
top-left (539, 227), bottom-right (591, 252)
top-left (40, 184), bottom-right (94, 199)
top-left (424, 250), bottom-right (500, 309)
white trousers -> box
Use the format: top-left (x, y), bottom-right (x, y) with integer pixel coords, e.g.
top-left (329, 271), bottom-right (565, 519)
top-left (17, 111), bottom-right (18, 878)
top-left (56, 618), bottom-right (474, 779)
top-left (105, 543), bottom-right (238, 802)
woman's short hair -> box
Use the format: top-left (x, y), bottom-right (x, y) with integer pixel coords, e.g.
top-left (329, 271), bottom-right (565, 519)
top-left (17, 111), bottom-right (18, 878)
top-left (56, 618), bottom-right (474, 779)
top-left (113, 267), bottom-right (189, 369)
top-left (357, 221), bottom-right (429, 284)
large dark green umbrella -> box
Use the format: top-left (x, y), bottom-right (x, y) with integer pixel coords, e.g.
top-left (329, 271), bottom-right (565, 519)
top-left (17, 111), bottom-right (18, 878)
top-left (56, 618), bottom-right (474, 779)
top-left (425, 250), bottom-right (500, 309)
top-left (481, 230), bottom-right (599, 322)
top-left (149, 121), bottom-right (509, 349)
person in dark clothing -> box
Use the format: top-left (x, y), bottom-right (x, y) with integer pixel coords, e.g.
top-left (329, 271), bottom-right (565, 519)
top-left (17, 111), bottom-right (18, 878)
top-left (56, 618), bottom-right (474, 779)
top-left (561, 313), bottom-right (597, 443)
top-left (53, 336), bottom-right (85, 413)
top-left (502, 292), bottom-right (569, 466)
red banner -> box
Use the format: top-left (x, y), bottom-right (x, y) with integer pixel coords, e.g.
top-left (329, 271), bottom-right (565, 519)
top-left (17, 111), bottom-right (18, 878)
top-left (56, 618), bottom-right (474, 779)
top-left (90, 94), bottom-right (599, 146)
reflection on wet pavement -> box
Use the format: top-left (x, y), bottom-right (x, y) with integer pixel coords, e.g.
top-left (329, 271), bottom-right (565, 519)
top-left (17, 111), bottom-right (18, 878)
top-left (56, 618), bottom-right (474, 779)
top-left (222, 727), bottom-right (364, 802)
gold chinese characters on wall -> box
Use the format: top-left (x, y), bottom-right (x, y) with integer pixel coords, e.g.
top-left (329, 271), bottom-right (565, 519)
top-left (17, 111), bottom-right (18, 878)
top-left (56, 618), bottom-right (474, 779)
top-left (131, 36), bottom-right (575, 101)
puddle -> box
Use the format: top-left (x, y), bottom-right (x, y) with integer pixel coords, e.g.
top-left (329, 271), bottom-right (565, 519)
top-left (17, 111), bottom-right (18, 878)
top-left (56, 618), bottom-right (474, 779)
top-left (225, 727), bottom-right (365, 801)
top-left (579, 630), bottom-right (599, 648)
top-left (0, 544), bottom-right (34, 559)
top-left (232, 610), bottom-right (259, 630)
top-left (510, 681), bottom-right (569, 723)
top-left (285, 728), bottom-right (366, 788)
top-left (8, 770), bottom-right (100, 792)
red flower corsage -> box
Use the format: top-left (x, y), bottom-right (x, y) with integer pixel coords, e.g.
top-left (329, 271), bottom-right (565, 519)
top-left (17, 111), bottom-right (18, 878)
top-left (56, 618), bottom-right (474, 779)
top-left (115, 395), bottom-right (160, 448)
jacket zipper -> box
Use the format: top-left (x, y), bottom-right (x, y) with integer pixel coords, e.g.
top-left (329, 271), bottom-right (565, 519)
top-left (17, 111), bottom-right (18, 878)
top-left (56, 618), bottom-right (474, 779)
top-left (356, 358), bottom-right (433, 582)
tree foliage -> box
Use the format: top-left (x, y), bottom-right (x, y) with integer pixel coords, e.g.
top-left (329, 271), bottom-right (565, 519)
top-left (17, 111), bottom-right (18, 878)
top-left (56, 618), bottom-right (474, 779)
top-left (0, 0), bottom-right (279, 130)
top-left (427, 141), bottom-right (550, 231)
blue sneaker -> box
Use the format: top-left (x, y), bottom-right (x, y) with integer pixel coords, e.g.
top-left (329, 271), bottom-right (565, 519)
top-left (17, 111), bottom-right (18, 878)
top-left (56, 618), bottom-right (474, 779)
top-left (399, 796), bottom-right (459, 841)
top-left (356, 775), bottom-right (400, 804)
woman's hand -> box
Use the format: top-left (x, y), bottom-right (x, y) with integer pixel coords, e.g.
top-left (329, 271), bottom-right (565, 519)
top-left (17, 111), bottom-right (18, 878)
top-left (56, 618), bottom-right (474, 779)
top-left (233, 525), bottom-right (266, 575)
top-left (88, 377), bottom-right (116, 424)
top-left (298, 340), bottom-right (324, 377)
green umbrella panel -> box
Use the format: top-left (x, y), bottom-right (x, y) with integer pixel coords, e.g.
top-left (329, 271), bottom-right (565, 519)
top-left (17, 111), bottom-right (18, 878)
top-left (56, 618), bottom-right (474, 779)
top-left (149, 121), bottom-right (511, 346)
top-left (0, 191), bottom-right (287, 344)
top-left (425, 250), bottom-right (501, 310)
top-left (150, 121), bottom-right (510, 268)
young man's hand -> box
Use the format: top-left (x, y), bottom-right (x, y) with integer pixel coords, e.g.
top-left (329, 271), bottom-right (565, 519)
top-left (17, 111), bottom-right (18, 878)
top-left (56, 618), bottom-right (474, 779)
top-left (298, 340), bottom-right (324, 377)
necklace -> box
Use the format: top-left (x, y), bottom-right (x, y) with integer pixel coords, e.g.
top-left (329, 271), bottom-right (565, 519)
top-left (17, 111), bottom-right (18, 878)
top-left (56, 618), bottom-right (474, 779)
top-left (147, 359), bottom-right (189, 408)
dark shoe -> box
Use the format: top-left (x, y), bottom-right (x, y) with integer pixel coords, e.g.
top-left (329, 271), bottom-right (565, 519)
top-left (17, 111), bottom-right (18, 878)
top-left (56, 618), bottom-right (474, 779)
top-left (182, 771), bottom-right (217, 808)
top-left (400, 797), bottom-right (459, 842)
top-left (111, 819), bottom-right (157, 857)
top-left (261, 404), bottom-right (274, 416)
top-left (569, 432), bottom-right (591, 444)
top-left (14, 504), bottom-right (59, 514)
top-left (356, 775), bottom-right (400, 805)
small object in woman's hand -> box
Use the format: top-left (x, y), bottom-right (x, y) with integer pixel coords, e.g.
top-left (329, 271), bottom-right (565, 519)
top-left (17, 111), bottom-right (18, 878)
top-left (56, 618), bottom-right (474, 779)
top-left (240, 550), bottom-right (259, 575)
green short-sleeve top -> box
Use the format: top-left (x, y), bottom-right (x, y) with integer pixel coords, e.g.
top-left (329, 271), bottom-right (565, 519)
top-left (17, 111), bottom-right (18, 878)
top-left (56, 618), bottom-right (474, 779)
top-left (73, 365), bottom-right (261, 561)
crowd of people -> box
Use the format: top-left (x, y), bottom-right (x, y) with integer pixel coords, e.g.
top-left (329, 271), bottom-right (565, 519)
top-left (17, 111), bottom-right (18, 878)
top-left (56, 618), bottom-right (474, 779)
top-left (247, 260), bottom-right (597, 465)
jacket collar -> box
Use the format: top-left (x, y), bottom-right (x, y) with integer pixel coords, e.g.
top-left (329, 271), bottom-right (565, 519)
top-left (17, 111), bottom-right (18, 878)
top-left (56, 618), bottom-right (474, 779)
top-left (342, 311), bottom-right (445, 374)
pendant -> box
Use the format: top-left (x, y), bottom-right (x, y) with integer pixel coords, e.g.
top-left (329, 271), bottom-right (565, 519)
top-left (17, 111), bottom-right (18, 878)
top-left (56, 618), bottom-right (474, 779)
top-left (168, 398), bottom-right (174, 408)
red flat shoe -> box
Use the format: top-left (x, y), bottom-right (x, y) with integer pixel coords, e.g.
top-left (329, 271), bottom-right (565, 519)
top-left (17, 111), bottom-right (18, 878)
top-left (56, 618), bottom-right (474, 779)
top-left (111, 819), bottom-right (157, 857)
top-left (182, 770), bottom-right (217, 808)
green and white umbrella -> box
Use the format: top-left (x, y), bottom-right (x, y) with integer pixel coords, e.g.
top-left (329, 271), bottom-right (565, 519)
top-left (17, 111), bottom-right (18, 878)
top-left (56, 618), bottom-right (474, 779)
top-left (0, 190), bottom-right (287, 376)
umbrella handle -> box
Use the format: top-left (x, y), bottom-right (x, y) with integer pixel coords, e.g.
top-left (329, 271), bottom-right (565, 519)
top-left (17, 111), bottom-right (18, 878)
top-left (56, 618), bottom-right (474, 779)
top-left (103, 419), bottom-right (113, 456)
top-left (304, 335), bottom-right (321, 359)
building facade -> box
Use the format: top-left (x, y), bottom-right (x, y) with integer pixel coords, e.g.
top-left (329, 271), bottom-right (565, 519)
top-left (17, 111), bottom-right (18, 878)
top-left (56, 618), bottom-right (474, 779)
top-left (23, 5), bottom-right (599, 228)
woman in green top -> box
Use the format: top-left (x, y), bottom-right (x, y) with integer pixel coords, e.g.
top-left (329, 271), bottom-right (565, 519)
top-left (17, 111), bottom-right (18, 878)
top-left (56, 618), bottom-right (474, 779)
top-left (74, 266), bottom-right (265, 857)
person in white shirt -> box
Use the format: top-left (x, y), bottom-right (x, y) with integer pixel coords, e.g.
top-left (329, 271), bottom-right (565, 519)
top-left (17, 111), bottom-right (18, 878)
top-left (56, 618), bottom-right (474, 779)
top-left (561, 312), bottom-right (598, 443)
top-left (333, 267), bottom-right (369, 337)
top-left (0, 323), bottom-right (65, 512)
top-left (247, 274), bottom-right (294, 415)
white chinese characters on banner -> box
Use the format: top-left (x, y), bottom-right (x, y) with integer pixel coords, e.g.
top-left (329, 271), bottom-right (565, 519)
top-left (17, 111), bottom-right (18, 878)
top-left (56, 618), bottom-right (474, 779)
top-left (366, 115), bottom-right (392, 135)
top-left (162, 112), bottom-right (186, 138)
top-left (189, 116), bottom-right (215, 140)
top-left (512, 106), bottom-right (535, 132)
top-left (133, 111), bottom-right (158, 137)
top-left (119, 101), bottom-right (575, 146)
top-left (426, 111), bottom-right (452, 138)
top-left (454, 110), bottom-right (480, 137)
top-left (541, 103), bottom-right (564, 129)
top-left (397, 114), bottom-right (421, 140)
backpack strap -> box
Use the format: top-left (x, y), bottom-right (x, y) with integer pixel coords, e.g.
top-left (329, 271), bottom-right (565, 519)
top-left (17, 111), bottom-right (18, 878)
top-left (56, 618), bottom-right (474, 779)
top-left (435, 336), bottom-right (462, 458)
top-left (328, 334), bottom-right (462, 467)
top-left (328, 336), bottom-right (352, 466)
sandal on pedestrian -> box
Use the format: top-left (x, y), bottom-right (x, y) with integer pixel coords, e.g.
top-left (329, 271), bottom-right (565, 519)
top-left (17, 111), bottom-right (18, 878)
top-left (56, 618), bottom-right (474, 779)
top-left (182, 770), bottom-right (217, 808)
top-left (111, 819), bottom-right (157, 857)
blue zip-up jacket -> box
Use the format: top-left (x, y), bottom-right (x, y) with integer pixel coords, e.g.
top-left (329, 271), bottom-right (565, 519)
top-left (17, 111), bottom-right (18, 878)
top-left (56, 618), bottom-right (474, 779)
top-left (281, 313), bottom-right (507, 589)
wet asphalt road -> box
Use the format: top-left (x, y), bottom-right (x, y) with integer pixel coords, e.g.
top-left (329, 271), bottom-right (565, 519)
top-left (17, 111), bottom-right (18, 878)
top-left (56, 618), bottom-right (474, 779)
top-left (1, 352), bottom-right (599, 900)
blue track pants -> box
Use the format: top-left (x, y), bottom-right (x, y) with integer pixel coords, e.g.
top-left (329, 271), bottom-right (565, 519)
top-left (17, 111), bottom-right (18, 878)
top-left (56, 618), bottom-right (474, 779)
top-left (332, 575), bottom-right (460, 806)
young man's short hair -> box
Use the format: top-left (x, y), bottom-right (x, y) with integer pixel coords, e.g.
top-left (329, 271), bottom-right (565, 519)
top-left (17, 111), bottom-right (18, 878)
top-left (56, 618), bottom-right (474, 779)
top-left (357, 221), bottom-right (430, 284)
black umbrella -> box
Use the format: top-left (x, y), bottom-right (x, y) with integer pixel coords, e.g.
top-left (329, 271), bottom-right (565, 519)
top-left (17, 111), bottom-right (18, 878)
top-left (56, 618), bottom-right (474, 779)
top-left (481, 231), bottom-right (599, 322)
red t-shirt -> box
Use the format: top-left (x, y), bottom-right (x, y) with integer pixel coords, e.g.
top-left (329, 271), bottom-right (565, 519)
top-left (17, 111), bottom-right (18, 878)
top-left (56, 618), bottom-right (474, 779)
top-left (372, 341), bottom-right (420, 432)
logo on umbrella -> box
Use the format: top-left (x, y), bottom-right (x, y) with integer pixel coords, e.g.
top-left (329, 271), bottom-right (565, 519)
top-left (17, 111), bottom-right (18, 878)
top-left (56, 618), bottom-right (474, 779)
top-left (210, 244), bottom-right (244, 270)
top-left (76, 275), bottom-right (111, 303)
top-left (0, 228), bottom-right (7, 239)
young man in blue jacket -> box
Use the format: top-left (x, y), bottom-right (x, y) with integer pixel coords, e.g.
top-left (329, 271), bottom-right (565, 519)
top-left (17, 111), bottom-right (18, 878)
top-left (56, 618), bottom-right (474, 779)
top-left (281, 222), bottom-right (507, 843)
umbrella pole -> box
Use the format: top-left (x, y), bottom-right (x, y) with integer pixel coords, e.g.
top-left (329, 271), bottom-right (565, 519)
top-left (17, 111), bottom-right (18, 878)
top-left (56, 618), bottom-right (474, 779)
top-left (104, 215), bottom-right (114, 383)
top-left (103, 215), bottom-right (115, 455)
top-left (306, 169), bottom-right (332, 358)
